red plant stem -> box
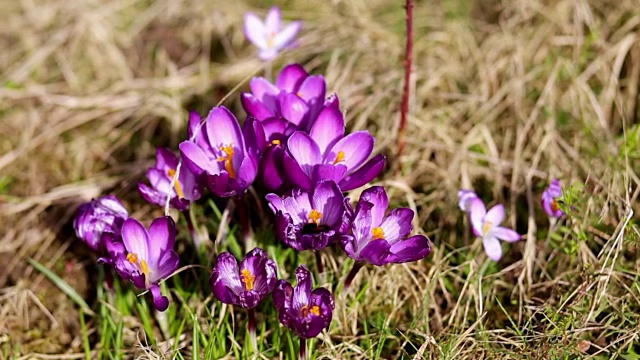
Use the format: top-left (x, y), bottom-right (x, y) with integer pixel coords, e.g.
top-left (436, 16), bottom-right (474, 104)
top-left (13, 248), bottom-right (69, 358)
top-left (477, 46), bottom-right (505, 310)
top-left (343, 262), bottom-right (364, 291)
top-left (248, 308), bottom-right (257, 353)
top-left (181, 210), bottom-right (201, 249)
top-left (299, 338), bottom-right (307, 360)
top-left (315, 251), bottom-right (324, 274)
top-left (397, 0), bottom-right (414, 164)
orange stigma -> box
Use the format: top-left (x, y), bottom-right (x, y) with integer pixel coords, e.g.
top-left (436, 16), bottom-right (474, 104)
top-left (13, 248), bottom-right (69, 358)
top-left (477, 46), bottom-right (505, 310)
top-left (127, 253), bottom-right (149, 277)
top-left (240, 269), bottom-right (255, 291)
top-left (308, 209), bottom-right (322, 224)
top-left (271, 139), bottom-right (281, 146)
top-left (166, 169), bottom-right (184, 198)
top-left (482, 221), bottom-right (493, 235)
top-left (371, 227), bottom-right (385, 239)
top-left (551, 200), bottom-right (560, 212)
top-left (300, 305), bottom-right (321, 317)
top-left (217, 144), bottom-right (237, 179)
top-left (333, 151), bottom-right (345, 165)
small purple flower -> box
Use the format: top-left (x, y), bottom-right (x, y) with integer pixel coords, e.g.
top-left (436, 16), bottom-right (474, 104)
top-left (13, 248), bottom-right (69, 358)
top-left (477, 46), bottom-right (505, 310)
top-left (266, 180), bottom-right (351, 251)
top-left (283, 107), bottom-right (385, 191)
top-left (341, 187), bottom-right (431, 266)
top-left (179, 106), bottom-right (258, 197)
top-left (73, 195), bottom-right (128, 253)
top-left (468, 198), bottom-right (521, 261)
top-left (244, 6), bottom-right (301, 61)
top-left (273, 265), bottom-right (334, 339)
top-left (210, 248), bottom-right (277, 309)
top-left (138, 148), bottom-right (202, 211)
top-left (542, 179), bottom-right (564, 218)
top-left (101, 216), bottom-right (180, 311)
top-left (241, 64), bottom-right (337, 131)
top-left (458, 189), bottom-right (479, 212)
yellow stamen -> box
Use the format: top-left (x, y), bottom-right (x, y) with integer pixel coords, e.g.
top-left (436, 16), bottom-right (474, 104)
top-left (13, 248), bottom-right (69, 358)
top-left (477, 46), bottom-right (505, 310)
top-left (240, 268), bottom-right (255, 291)
top-left (216, 144), bottom-right (236, 179)
top-left (272, 139), bottom-right (281, 146)
top-left (308, 209), bottom-right (322, 225)
top-left (267, 32), bottom-right (276, 48)
top-left (140, 259), bottom-right (149, 277)
top-left (127, 253), bottom-right (150, 277)
top-left (483, 221), bottom-right (493, 235)
top-left (167, 169), bottom-right (185, 198)
top-left (371, 227), bottom-right (385, 239)
top-left (333, 151), bottom-right (345, 165)
top-left (551, 200), bottom-right (560, 212)
top-left (127, 253), bottom-right (138, 264)
top-left (300, 305), bottom-right (321, 317)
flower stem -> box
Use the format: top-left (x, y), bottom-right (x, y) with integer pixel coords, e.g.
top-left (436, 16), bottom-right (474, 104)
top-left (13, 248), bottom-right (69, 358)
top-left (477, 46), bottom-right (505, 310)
top-left (396, 0), bottom-right (414, 167)
top-left (182, 209), bottom-right (202, 250)
top-left (315, 251), bottom-right (324, 274)
top-left (343, 262), bottom-right (364, 291)
top-left (248, 308), bottom-right (257, 354)
top-left (299, 338), bottom-right (307, 360)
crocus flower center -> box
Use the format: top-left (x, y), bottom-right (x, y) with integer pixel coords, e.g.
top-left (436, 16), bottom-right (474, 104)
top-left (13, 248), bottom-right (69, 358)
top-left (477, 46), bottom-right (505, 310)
top-left (308, 209), bottom-right (322, 225)
top-left (482, 221), bottom-right (493, 236)
top-left (166, 169), bottom-right (184, 198)
top-left (267, 31), bottom-right (277, 48)
top-left (371, 227), bottom-right (385, 239)
top-left (217, 144), bottom-right (237, 179)
top-left (271, 139), bottom-right (281, 146)
top-left (551, 199), bottom-right (560, 212)
top-left (333, 151), bottom-right (345, 165)
top-left (240, 268), bottom-right (255, 291)
top-left (127, 253), bottom-right (150, 278)
top-left (299, 305), bottom-right (321, 317)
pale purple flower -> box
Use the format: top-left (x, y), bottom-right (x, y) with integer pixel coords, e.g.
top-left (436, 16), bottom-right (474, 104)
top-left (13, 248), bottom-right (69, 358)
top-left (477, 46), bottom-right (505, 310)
top-left (283, 107), bottom-right (385, 191)
top-left (458, 189), bottom-right (479, 212)
top-left (73, 195), bottom-right (128, 253)
top-left (138, 148), bottom-right (202, 211)
top-left (542, 179), bottom-right (564, 218)
top-left (179, 106), bottom-right (258, 197)
top-left (244, 7), bottom-right (301, 61)
top-left (210, 248), bottom-right (277, 309)
top-left (341, 187), bottom-right (431, 266)
top-left (101, 216), bottom-right (180, 311)
top-left (272, 265), bottom-right (334, 339)
top-left (468, 198), bottom-right (521, 261)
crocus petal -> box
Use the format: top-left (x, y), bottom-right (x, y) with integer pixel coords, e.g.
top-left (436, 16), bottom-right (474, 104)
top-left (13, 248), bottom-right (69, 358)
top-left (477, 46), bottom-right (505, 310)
top-left (484, 204), bottom-right (505, 228)
top-left (309, 107), bottom-right (344, 153)
top-left (313, 163), bottom-right (347, 184)
top-left (297, 75), bottom-right (326, 103)
top-left (273, 21), bottom-right (301, 50)
top-left (386, 235), bottom-right (432, 264)
top-left (359, 186), bottom-right (388, 227)
top-left (244, 13), bottom-right (267, 49)
top-left (458, 190), bottom-right (479, 212)
top-left (260, 146), bottom-right (286, 192)
top-left (352, 200), bottom-right (374, 248)
top-left (324, 93), bottom-right (340, 109)
top-left (279, 93), bottom-right (309, 126)
top-left (492, 227), bottom-right (521, 243)
top-left (121, 218), bottom-right (149, 262)
top-left (147, 216), bottom-right (176, 269)
top-left (338, 154), bottom-right (385, 191)
top-left (211, 252), bottom-right (243, 305)
top-left (241, 93), bottom-right (274, 120)
top-left (138, 182), bottom-right (167, 208)
top-left (327, 131), bottom-right (374, 171)
top-left (311, 180), bottom-right (344, 227)
top-left (258, 48), bottom-right (279, 61)
top-left (154, 251), bottom-right (179, 282)
top-left (292, 265), bottom-right (312, 311)
top-left (265, 6), bottom-right (281, 34)
top-left (359, 239), bottom-right (392, 266)
top-left (276, 64), bottom-right (308, 92)
top-left (288, 132), bottom-right (321, 175)
top-left (249, 77), bottom-right (279, 105)
top-left (483, 236), bottom-right (503, 261)
top-left (150, 285), bottom-right (169, 311)
top-left (468, 198), bottom-right (487, 236)
top-left (240, 248), bottom-right (277, 295)
top-left (283, 151), bottom-right (312, 191)
top-left (205, 107), bottom-right (244, 155)
top-left (179, 141), bottom-right (218, 175)
top-left (273, 279), bottom-right (294, 327)
top-left (379, 208), bottom-right (414, 244)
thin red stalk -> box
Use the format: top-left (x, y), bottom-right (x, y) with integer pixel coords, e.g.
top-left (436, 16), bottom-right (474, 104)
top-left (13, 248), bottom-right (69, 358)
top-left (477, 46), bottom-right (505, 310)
top-left (397, 0), bottom-right (414, 166)
top-left (299, 338), bottom-right (307, 360)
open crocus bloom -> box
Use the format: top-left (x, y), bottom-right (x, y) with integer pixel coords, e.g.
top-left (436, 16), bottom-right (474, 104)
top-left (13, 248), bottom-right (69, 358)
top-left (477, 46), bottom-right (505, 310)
top-left (468, 198), bottom-right (521, 261)
top-left (73, 195), bottom-right (128, 253)
top-left (138, 148), bottom-right (202, 211)
top-left (101, 216), bottom-right (180, 311)
top-left (283, 107), bottom-right (385, 191)
top-left (341, 186), bottom-right (431, 266)
top-left (179, 106), bottom-right (258, 197)
top-left (210, 248), bottom-right (277, 309)
top-left (266, 180), bottom-right (351, 251)
top-left (542, 179), bottom-right (564, 218)
top-left (244, 6), bottom-right (301, 61)
top-left (273, 265), bottom-right (334, 339)
top-left (241, 63), bottom-right (337, 131)
top-left (458, 189), bottom-right (479, 212)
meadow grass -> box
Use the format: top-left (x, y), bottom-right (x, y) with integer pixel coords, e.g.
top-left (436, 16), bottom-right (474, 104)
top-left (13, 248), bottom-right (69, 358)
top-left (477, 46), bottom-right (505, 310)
top-left (1, 0), bottom-right (640, 358)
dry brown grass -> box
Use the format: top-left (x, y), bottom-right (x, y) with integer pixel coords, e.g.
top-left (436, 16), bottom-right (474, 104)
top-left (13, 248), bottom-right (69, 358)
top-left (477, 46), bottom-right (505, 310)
top-left (2, 0), bottom-right (640, 358)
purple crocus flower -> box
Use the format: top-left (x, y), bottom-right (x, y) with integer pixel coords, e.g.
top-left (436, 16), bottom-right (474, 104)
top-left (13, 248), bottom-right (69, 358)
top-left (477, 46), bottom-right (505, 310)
top-left (73, 195), bottom-right (128, 253)
top-left (468, 198), bottom-right (521, 261)
top-left (138, 148), bottom-right (202, 211)
top-left (266, 180), bottom-right (351, 251)
top-left (241, 64), bottom-right (337, 131)
top-left (283, 106), bottom-right (385, 191)
top-left (458, 189), bottom-right (479, 212)
top-left (244, 6), bottom-right (301, 61)
top-left (273, 265), bottom-right (334, 339)
top-left (341, 187), bottom-right (431, 266)
top-left (101, 216), bottom-right (180, 311)
top-left (542, 179), bottom-right (564, 218)
top-left (210, 248), bottom-right (277, 309)
top-left (179, 106), bottom-right (258, 197)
